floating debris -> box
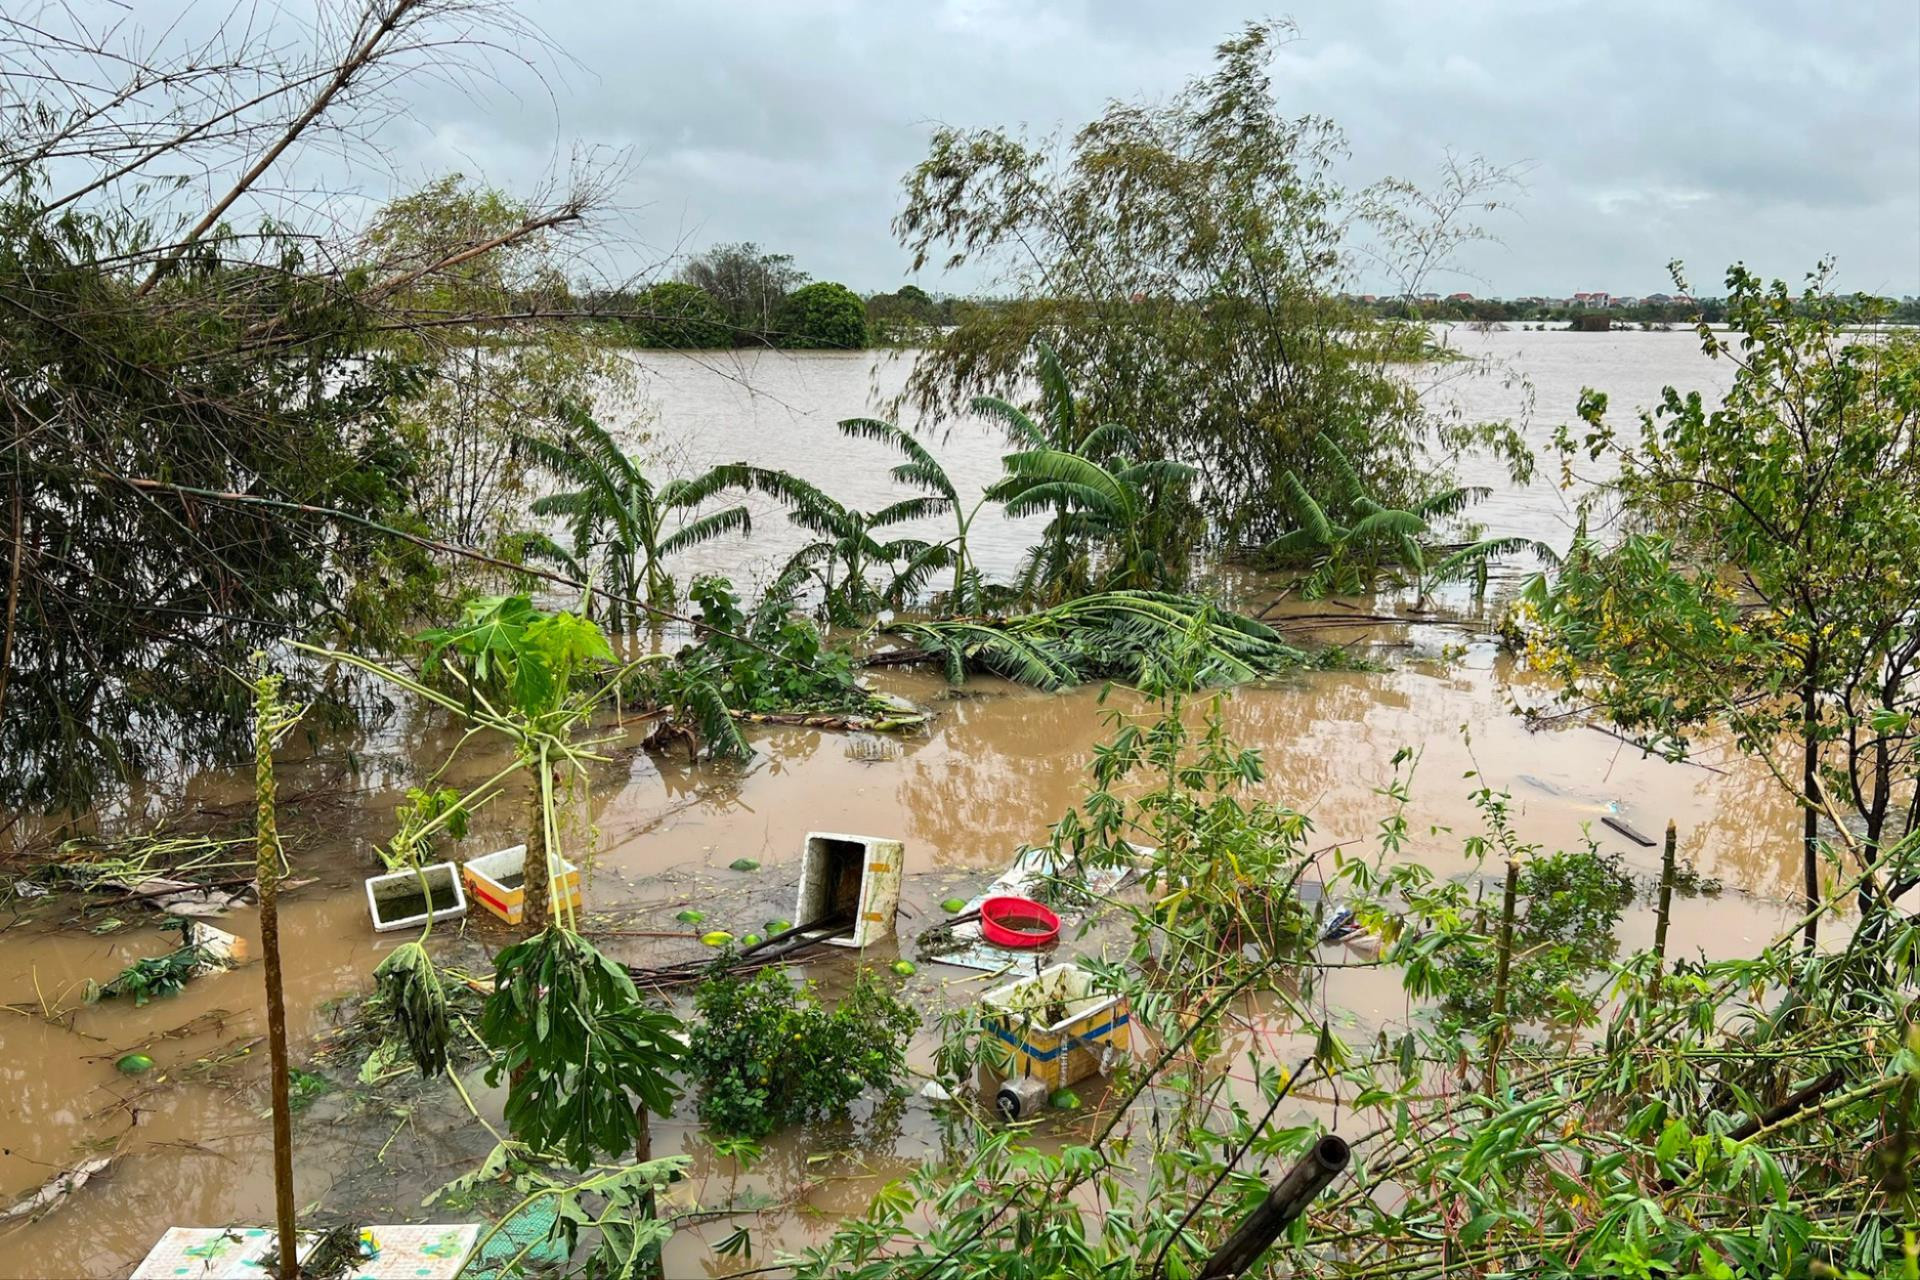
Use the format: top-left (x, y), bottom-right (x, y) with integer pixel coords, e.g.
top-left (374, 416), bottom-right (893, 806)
top-left (795, 832), bottom-right (904, 950)
top-left (891, 960), bottom-right (917, 977)
top-left (676, 909), bottom-right (706, 925)
top-left (462, 845), bottom-right (580, 926)
top-left (1, 1155), bottom-right (115, 1224)
top-left (701, 931), bottom-right (734, 947)
top-left (364, 862), bottom-right (467, 933)
top-left (1601, 815), bottom-right (1658, 848)
top-left (924, 845), bottom-right (1141, 973)
top-left (728, 857), bottom-right (761, 872)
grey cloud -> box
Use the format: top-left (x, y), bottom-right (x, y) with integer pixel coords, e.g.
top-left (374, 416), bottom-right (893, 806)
top-left (85, 0), bottom-right (1920, 296)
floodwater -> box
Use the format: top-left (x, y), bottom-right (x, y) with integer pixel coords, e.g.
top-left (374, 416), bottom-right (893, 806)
top-left (618, 325), bottom-right (1737, 590)
top-left (0, 330), bottom-right (1804, 1279)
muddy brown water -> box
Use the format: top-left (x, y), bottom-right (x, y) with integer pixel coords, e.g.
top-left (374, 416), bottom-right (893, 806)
top-left (1, 334), bottom-right (1789, 1276)
top-left (0, 650), bottom-right (1808, 1277)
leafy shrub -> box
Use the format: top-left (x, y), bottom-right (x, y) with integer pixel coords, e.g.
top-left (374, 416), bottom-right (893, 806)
top-left (775, 281), bottom-right (868, 349)
top-left (1426, 845), bottom-right (1633, 1027)
top-left (687, 966), bottom-right (917, 1138)
top-left (681, 575), bottom-right (862, 712)
top-left (624, 281), bottom-right (732, 349)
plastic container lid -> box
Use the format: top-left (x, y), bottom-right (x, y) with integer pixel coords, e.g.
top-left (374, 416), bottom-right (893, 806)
top-left (979, 895), bottom-right (1061, 948)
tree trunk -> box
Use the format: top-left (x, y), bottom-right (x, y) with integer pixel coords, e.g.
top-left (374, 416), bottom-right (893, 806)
top-left (523, 764), bottom-right (551, 936)
top-left (634, 1109), bottom-right (661, 1280)
top-left (1800, 667), bottom-right (1820, 951)
top-left (1485, 857), bottom-right (1520, 1094)
top-left (1652, 821), bottom-right (1676, 991)
top-left (253, 663), bottom-right (299, 1280)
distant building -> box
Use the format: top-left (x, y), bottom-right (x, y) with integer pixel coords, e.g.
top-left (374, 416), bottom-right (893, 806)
top-left (1447, 291), bottom-right (1474, 302)
top-left (1609, 296), bottom-right (1638, 308)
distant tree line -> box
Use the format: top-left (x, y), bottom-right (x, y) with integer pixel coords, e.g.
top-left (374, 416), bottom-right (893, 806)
top-left (1361, 293), bottom-right (1920, 329)
top-left (587, 244), bottom-right (999, 351)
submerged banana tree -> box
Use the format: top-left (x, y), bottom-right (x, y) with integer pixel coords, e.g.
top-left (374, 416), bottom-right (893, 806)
top-left (989, 433), bottom-right (1198, 598)
top-left (970, 339), bottom-right (1102, 600)
top-left (711, 463), bottom-right (947, 624)
top-left (837, 416), bottom-right (990, 614)
top-left (515, 404), bottom-right (752, 626)
top-left (975, 340), bottom-right (1198, 602)
top-left (1269, 431), bottom-right (1554, 602)
top-left (890, 590), bottom-right (1304, 690)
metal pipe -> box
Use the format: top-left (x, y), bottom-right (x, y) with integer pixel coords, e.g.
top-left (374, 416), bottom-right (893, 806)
top-left (1195, 1134), bottom-right (1351, 1279)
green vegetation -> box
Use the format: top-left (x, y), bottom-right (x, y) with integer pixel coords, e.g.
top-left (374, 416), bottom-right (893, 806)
top-left (366, 174), bottom-right (630, 548)
top-left (481, 926), bottom-right (686, 1169)
top-left (605, 242), bottom-right (872, 349)
top-left (1518, 263), bottom-right (1920, 944)
top-left (714, 464), bottom-right (948, 625)
top-left (892, 22), bottom-right (1530, 550)
top-left (793, 683), bottom-right (1920, 1280)
top-left (14, 7), bottom-right (1916, 1276)
top-left (889, 591), bottom-right (1308, 691)
top-left (621, 280), bottom-right (733, 349)
top-left (776, 281), bottom-right (869, 349)
top-left (686, 965), bottom-right (918, 1138)
top-left (512, 404), bottom-right (752, 617)
top-left (96, 921), bottom-right (209, 1006)
top-left (1268, 431), bottom-right (1555, 601)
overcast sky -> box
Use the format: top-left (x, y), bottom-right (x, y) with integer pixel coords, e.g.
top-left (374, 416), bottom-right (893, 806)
top-left (117, 1), bottom-right (1920, 297)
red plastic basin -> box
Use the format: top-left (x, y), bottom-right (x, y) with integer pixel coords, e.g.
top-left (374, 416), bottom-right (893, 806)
top-left (979, 895), bottom-right (1061, 948)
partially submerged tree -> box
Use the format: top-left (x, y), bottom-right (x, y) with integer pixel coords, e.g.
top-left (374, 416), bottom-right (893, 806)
top-left (1269, 431), bottom-right (1555, 603)
top-left (893, 20), bottom-right (1528, 548)
top-left (775, 281), bottom-right (869, 349)
top-left (1519, 263), bottom-right (1920, 945)
top-left (714, 465), bottom-right (947, 625)
top-left (514, 406), bottom-right (753, 621)
top-left (363, 174), bottom-right (632, 547)
top-left (0, 1), bottom-right (612, 811)
top-left (678, 241), bottom-right (807, 340)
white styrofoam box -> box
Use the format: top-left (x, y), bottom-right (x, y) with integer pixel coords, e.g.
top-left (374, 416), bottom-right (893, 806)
top-left (795, 832), bottom-right (904, 949)
top-left (364, 861), bottom-right (466, 933)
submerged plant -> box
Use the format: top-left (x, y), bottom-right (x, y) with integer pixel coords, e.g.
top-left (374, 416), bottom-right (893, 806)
top-left (514, 403), bottom-right (753, 622)
top-left (98, 920), bottom-right (208, 1006)
top-left (888, 590), bottom-right (1308, 691)
top-left (1267, 430), bottom-right (1554, 602)
top-left (480, 926), bottom-right (686, 1170)
top-left (372, 941), bottom-right (452, 1078)
top-left (686, 965), bottom-right (918, 1139)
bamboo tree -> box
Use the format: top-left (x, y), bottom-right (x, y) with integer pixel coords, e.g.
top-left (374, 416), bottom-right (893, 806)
top-left (1485, 856), bottom-right (1519, 1094)
top-left (1653, 819), bottom-right (1677, 989)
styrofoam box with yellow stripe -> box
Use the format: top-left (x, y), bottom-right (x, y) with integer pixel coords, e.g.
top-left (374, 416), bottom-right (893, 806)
top-left (980, 964), bottom-right (1131, 1092)
top-left (462, 844), bottom-right (582, 925)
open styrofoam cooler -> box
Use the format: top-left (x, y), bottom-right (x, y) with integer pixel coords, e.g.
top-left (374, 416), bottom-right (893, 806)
top-left (364, 861), bottom-right (466, 933)
top-left (794, 832), bottom-right (903, 949)
top-left (462, 844), bottom-right (582, 925)
top-left (980, 963), bottom-right (1131, 1092)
